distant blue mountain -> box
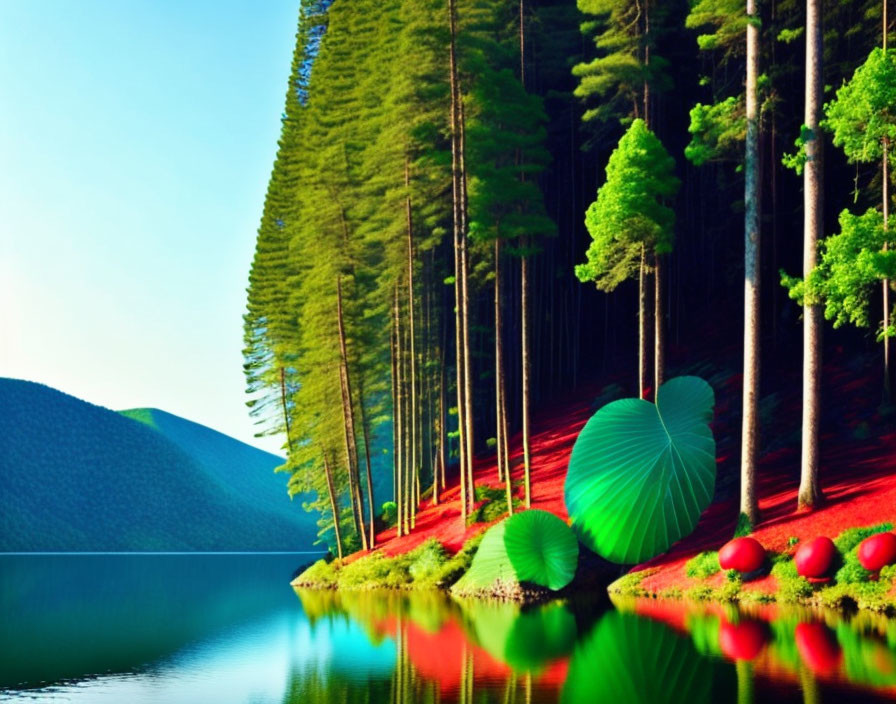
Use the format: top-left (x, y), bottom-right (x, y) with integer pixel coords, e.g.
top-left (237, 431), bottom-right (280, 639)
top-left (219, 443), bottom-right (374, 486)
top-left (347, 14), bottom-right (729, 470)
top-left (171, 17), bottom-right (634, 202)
top-left (0, 378), bottom-right (319, 552)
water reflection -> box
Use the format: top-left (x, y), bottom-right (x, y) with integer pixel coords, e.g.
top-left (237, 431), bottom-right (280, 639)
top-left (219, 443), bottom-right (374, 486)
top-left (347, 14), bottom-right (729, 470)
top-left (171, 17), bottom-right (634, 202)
top-left (2, 556), bottom-right (894, 703)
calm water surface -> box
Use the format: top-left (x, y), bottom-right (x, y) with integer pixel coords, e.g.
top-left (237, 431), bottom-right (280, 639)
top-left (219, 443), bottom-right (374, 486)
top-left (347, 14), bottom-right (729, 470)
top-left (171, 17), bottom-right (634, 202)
top-left (1, 554), bottom-right (894, 703)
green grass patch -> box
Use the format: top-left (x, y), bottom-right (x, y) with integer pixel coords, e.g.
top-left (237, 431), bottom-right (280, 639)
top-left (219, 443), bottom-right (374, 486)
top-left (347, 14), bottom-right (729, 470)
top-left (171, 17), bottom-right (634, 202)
top-left (467, 484), bottom-right (521, 525)
top-left (607, 568), bottom-right (656, 597)
top-left (685, 551), bottom-right (720, 579)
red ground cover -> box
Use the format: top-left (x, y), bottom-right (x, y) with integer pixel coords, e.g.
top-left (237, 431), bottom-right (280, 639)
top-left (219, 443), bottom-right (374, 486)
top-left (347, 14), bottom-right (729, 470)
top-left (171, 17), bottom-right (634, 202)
top-left (368, 363), bottom-right (895, 602)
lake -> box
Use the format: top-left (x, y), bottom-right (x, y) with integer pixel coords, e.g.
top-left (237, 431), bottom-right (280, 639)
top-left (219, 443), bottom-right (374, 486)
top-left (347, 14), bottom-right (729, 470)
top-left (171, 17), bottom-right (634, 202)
top-left (1, 554), bottom-right (894, 702)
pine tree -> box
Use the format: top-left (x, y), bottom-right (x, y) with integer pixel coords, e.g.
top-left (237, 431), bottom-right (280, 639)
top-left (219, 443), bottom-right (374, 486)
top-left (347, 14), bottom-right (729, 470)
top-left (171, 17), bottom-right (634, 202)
top-left (575, 118), bottom-right (679, 393)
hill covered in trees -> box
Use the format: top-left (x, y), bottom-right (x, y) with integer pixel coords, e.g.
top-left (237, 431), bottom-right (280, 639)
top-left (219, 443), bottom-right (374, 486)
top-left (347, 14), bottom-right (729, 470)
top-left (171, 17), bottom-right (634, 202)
top-left (245, 0), bottom-right (894, 559)
top-left (0, 378), bottom-right (319, 552)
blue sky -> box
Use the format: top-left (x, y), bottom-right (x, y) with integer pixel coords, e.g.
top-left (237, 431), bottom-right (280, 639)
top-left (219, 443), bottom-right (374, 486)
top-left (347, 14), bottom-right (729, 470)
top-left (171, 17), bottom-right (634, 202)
top-left (1, 0), bottom-right (298, 453)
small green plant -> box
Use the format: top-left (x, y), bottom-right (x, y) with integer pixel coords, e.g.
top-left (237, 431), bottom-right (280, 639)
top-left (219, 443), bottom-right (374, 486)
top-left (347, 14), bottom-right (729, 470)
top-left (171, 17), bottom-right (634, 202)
top-left (770, 552), bottom-right (813, 602)
top-left (787, 536), bottom-right (800, 548)
top-left (734, 512), bottom-right (753, 538)
top-left (685, 551), bottom-right (720, 579)
top-left (834, 523), bottom-right (892, 584)
top-left (380, 501), bottom-right (398, 527)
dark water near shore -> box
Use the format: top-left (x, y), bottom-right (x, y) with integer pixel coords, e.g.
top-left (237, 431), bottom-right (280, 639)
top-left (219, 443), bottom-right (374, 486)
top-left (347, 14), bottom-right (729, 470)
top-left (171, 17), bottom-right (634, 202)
top-left (1, 554), bottom-right (894, 702)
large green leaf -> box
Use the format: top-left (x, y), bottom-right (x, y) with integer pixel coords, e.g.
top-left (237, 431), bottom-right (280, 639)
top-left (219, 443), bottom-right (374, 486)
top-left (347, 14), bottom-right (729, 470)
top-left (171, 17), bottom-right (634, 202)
top-left (503, 509), bottom-right (579, 590)
top-left (564, 376), bottom-right (716, 564)
top-left (450, 522), bottom-right (517, 595)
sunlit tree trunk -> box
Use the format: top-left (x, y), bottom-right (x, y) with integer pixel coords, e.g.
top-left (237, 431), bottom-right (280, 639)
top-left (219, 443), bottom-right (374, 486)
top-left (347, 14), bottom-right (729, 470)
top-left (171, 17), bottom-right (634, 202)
top-left (639, 246), bottom-right (649, 398)
top-left (741, 0), bottom-right (762, 527)
top-left (799, 0), bottom-right (823, 510)
top-left (322, 448), bottom-right (343, 560)
top-left (405, 155), bottom-right (419, 528)
top-left (449, 0), bottom-right (468, 521)
top-left (654, 253), bottom-right (665, 390)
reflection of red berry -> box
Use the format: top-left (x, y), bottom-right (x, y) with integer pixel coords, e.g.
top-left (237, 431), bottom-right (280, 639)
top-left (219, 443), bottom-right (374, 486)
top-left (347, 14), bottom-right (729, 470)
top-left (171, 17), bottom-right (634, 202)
top-left (718, 537), bottom-right (765, 573)
top-left (794, 536), bottom-right (836, 578)
top-left (795, 622), bottom-right (841, 675)
top-left (857, 532), bottom-right (896, 571)
top-left (719, 620), bottom-right (767, 661)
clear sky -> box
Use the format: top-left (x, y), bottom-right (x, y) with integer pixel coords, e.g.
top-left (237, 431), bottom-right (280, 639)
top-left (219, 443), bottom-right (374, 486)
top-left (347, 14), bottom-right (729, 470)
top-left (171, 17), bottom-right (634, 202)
top-left (1, 0), bottom-right (299, 454)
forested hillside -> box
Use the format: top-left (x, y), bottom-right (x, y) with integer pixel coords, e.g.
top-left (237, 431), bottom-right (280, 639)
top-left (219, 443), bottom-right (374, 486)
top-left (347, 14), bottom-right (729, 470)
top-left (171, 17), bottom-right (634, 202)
top-left (0, 379), bottom-right (318, 552)
top-left (245, 0), bottom-right (895, 557)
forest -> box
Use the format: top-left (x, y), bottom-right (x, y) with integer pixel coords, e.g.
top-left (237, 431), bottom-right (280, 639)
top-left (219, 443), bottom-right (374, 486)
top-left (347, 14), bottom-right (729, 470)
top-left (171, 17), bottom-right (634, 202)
top-left (243, 0), bottom-right (895, 560)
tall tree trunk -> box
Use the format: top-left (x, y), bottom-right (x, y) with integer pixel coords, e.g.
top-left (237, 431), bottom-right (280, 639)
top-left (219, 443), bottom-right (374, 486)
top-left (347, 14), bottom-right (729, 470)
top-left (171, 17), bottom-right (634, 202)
top-left (336, 276), bottom-right (368, 550)
top-left (358, 380), bottom-right (376, 549)
top-left (459, 99), bottom-right (475, 508)
top-left (884, 137), bottom-right (891, 399)
top-left (279, 367), bottom-right (293, 453)
top-left (405, 155), bottom-right (418, 528)
top-left (799, 0), bottom-right (823, 510)
top-left (495, 236), bottom-right (505, 484)
top-left (741, 0), bottom-right (762, 528)
top-left (654, 253), bottom-right (665, 390)
top-left (521, 241), bottom-right (532, 507)
top-left (449, 0), bottom-right (468, 521)
top-left (322, 448), bottom-right (343, 560)
top-left (638, 246), bottom-right (649, 399)
top-left (519, 0), bottom-right (532, 509)
top-left (643, 0), bottom-right (650, 125)
top-left (496, 237), bottom-right (514, 516)
top-left (394, 288), bottom-right (405, 537)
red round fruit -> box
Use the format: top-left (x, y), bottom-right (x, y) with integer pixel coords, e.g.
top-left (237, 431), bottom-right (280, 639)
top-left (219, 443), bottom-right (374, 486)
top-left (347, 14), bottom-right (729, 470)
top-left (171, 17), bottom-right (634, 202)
top-left (719, 620), bottom-right (767, 661)
top-left (718, 537), bottom-right (766, 573)
top-left (857, 532), bottom-right (896, 571)
top-left (795, 622), bottom-right (841, 675)
top-left (794, 536), bottom-right (837, 578)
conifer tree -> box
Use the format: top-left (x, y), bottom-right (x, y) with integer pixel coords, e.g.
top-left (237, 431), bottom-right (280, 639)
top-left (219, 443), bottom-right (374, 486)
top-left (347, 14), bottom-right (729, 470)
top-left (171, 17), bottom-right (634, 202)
top-left (575, 119), bottom-right (679, 391)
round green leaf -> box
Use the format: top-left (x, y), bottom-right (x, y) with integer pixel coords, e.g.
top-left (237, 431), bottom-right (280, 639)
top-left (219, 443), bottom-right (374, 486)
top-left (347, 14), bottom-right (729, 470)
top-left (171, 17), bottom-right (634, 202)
top-left (450, 522), bottom-right (516, 595)
top-left (503, 509), bottom-right (579, 590)
top-left (564, 376), bottom-right (716, 564)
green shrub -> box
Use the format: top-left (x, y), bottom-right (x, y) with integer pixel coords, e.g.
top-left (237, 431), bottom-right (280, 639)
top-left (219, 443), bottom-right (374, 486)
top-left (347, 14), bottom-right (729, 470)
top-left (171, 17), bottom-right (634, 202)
top-left (834, 523), bottom-right (892, 584)
top-left (408, 539), bottom-right (450, 583)
top-left (294, 558), bottom-right (340, 588)
top-left (380, 501), bottom-right (398, 527)
top-left (420, 531), bottom-right (485, 588)
top-left (770, 553), bottom-right (812, 602)
top-left (684, 551), bottom-right (720, 579)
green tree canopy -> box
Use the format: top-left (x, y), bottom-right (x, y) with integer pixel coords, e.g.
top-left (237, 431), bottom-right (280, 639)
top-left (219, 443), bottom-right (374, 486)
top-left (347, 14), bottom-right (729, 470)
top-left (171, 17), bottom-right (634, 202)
top-left (824, 47), bottom-right (896, 166)
top-left (575, 119), bottom-right (679, 291)
top-left (783, 208), bottom-right (896, 340)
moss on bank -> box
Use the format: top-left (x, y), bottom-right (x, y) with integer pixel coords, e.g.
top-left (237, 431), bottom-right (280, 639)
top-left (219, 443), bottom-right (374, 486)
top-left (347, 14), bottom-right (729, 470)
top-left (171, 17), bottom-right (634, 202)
top-left (292, 533), bottom-right (485, 592)
top-left (610, 523), bottom-right (896, 614)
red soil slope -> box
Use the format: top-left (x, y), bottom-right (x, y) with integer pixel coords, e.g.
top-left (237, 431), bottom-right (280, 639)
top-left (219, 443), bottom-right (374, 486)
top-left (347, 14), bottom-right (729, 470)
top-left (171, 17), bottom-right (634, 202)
top-left (370, 368), bottom-right (896, 595)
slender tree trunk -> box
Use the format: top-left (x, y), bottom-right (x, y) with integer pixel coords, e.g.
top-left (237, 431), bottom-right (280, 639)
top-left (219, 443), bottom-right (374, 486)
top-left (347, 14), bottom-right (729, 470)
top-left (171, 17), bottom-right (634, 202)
top-left (654, 253), bottom-right (665, 390)
top-left (394, 288), bottom-right (405, 537)
top-left (521, 242), bottom-right (532, 507)
top-left (322, 449), bottom-right (343, 561)
top-left (799, 0), bottom-right (823, 510)
top-left (358, 381), bottom-right (376, 549)
top-left (449, 0), bottom-right (468, 521)
top-left (279, 367), bottom-right (293, 453)
top-left (336, 276), bottom-right (368, 550)
top-left (403, 317), bottom-right (412, 535)
top-left (496, 237), bottom-right (514, 517)
top-left (496, 237), bottom-right (505, 484)
top-left (518, 0), bottom-right (532, 509)
top-left (883, 137), bottom-right (891, 399)
top-left (643, 0), bottom-right (650, 125)
top-left (405, 155), bottom-right (419, 528)
top-left (741, 0), bottom-right (762, 527)
top-left (459, 99), bottom-right (476, 508)
top-left (638, 246), bottom-right (649, 398)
